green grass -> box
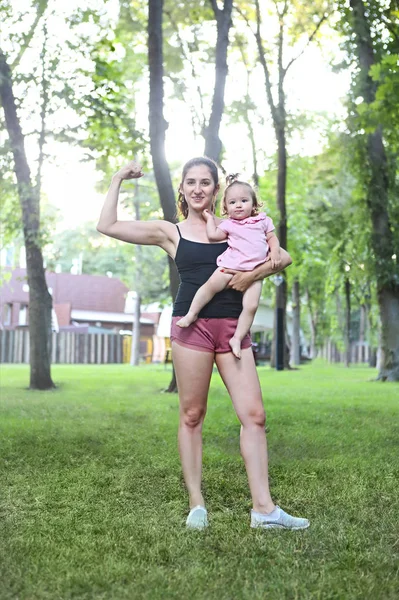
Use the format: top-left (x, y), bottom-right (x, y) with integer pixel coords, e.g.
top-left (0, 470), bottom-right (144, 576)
top-left (0, 362), bottom-right (398, 600)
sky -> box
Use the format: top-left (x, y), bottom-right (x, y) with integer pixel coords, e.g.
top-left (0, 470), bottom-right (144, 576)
top-left (5, 0), bottom-right (352, 232)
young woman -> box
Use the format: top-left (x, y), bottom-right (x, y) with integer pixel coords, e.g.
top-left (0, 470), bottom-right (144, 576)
top-left (97, 157), bottom-right (309, 531)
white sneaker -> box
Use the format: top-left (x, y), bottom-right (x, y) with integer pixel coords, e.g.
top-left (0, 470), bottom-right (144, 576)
top-left (186, 505), bottom-right (208, 530)
top-left (251, 506), bottom-right (309, 530)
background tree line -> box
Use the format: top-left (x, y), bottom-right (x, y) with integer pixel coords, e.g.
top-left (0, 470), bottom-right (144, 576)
top-left (0, 0), bottom-right (398, 388)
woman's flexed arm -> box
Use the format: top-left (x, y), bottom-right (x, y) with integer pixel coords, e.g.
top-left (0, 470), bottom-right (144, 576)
top-left (97, 161), bottom-right (177, 255)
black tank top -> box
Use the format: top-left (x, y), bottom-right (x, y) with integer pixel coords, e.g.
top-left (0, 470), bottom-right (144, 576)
top-left (172, 225), bottom-right (243, 318)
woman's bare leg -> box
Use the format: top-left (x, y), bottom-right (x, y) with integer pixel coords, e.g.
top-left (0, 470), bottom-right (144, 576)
top-left (215, 348), bottom-right (275, 514)
top-left (172, 342), bottom-right (215, 508)
top-left (176, 269), bottom-right (233, 327)
top-left (229, 281), bottom-right (262, 359)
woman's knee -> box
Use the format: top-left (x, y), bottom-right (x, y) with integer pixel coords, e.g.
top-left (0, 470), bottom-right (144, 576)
top-left (242, 407), bottom-right (266, 428)
top-left (180, 403), bottom-right (206, 429)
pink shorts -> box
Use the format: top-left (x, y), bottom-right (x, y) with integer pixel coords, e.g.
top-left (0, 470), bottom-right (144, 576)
top-left (170, 317), bottom-right (252, 354)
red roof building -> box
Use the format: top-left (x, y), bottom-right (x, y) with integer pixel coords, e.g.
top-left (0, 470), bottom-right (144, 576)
top-left (0, 268), bottom-right (155, 336)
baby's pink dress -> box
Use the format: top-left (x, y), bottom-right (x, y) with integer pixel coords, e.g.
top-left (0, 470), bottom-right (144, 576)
top-left (216, 212), bottom-right (275, 271)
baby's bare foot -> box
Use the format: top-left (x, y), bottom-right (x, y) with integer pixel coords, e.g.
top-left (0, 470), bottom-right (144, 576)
top-left (176, 314), bottom-right (196, 328)
top-left (229, 336), bottom-right (242, 359)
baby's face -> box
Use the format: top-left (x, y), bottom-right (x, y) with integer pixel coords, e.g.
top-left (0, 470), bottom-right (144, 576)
top-left (225, 184), bottom-right (254, 220)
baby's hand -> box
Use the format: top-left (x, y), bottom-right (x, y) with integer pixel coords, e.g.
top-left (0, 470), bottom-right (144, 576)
top-left (270, 249), bottom-right (282, 269)
top-left (202, 209), bottom-right (213, 221)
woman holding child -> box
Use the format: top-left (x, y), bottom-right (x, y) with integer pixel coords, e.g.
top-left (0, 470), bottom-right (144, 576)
top-left (97, 156), bottom-right (309, 531)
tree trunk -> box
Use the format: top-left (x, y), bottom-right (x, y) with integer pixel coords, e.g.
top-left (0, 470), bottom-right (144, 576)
top-left (248, 116), bottom-right (259, 187)
top-left (291, 279), bottom-right (300, 366)
top-left (255, 1), bottom-right (290, 369)
top-left (148, 0), bottom-right (179, 391)
top-left (130, 182), bottom-right (142, 366)
top-left (350, 0), bottom-right (399, 381)
top-left (0, 48), bottom-right (54, 390)
top-left (306, 287), bottom-right (317, 359)
top-left (204, 0), bottom-right (233, 162)
top-left (236, 40), bottom-right (259, 186)
top-left (131, 293), bottom-right (141, 366)
top-left (365, 297), bottom-right (376, 367)
top-left (335, 290), bottom-right (344, 364)
top-left (276, 125), bottom-right (287, 251)
top-left (377, 288), bottom-right (399, 380)
top-left (148, 0), bottom-right (178, 229)
top-left (344, 277), bottom-right (351, 368)
top-left (11, 0), bottom-right (48, 70)
top-left (36, 22), bottom-right (49, 197)
top-left (359, 302), bottom-right (366, 363)
top-left (275, 124), bottom-right (290, 369)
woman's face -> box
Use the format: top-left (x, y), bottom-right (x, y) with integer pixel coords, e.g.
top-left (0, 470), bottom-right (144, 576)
top-left (180, 165), bottom-right (218, 214)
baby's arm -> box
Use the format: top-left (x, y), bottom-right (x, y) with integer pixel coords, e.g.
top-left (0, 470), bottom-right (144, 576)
top-left (266, 231), bottom-right (282, 269)
top-left (203, 210), bottom-right (228, 242)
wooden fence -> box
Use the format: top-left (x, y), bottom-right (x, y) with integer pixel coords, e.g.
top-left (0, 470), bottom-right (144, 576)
top-left (0, 330), bottom-right (124, 364)
top-left (321, 340), bottom-right (374, 364)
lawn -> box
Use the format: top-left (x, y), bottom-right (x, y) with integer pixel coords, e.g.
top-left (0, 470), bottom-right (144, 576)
top-left (0, 362), bottom-right (398, 600)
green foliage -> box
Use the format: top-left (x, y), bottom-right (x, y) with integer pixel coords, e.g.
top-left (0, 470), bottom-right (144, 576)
top-left (45, 220), bottom-right (170, 303)
top-left (258, 137), bottom-right (381, 352)
top-left (162, 1), bottom-right (222, 139)
top-left (0, 128), bottom-right (56, 254)
top-left (0, 142), bottom-right (22, 247)
top-left (0, 1), bottom-right (123, 242)
top-left (333, 0), bottom-right (399, 289)
top-left (1, 0), bottom-right (395, 357)
top-left (55, 7), bottom-right (148, 186)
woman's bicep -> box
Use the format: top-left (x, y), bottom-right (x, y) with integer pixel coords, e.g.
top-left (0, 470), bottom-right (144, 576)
top-left (97, 219), bottom-right (175, 249)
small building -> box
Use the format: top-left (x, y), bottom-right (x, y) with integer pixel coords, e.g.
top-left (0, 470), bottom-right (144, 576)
top-left (0, 268), bottom-right (155, 339)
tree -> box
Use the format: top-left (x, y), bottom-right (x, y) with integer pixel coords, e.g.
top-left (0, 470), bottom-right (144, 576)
top-left (146, 0), bottom-right (236, 387)
top-left (0, 48), bottom-right (54, 389)
top-left (204, 0), bottom-right (234, 161)
top-left (225, 33), bottom-right (264, 185)
top-left (148, 0), bottom-right (181, 391)
top-left (343, 0), bottom-right (399, 380)
top-left (163, 0), bottom-right (233, 163)
top-left (0, 0), bottom-right (119, 387)
top-left (237, 0), bottom-right (329, 368)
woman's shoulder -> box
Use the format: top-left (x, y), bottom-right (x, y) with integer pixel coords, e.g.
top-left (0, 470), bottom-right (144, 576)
top-left (158, 219), bottom-right (181, 240)
top-left (176, 219), bottom-right (211, 243)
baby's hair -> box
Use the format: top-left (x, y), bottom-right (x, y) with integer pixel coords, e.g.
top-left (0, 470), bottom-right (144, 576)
top-left (177, 156), bottom-right (219, 219)
top-left (221, 173), bottom-right (263, 216)
top-left (225, 173), bottom-right (240, 186)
